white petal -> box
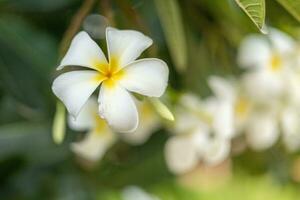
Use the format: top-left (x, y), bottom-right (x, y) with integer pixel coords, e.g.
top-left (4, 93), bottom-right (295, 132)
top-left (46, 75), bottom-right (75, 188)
top-left (58, 31), bottom-right (108, 70)
top-left (71, 130), bottom-right (116, 162)
top-left (241, 71), bottom-right (284, 103)
top-left (119, 58), bottom-right (169, 97)
top-left (52, 71), bottom-right (102, 117)
top-left (173, 108), bottom-right (203, 135)
top-left (122, 186), bottom-right (159, 200)
top-left (281, 107), bottom-right (300, 152)
top-left (106, 27), bottom-right (153, 67)
top-left (246, 112), bottom-right (279, 151)
top-left (269, 28), bottom-right (295, 54)
top-left (208, 76), bottom-right (235, 101)
top-left (164, 135), bottom-right (199, 174)
top-left (68, 97), bottom-right (98, 131)
top-left (237, 34), bottom-right (271, 69)
top-left (98, 84), bottom-right (138, 133)
top-left (202, 137), bottom-right (231, 166)
top-left (212, 101), bottom-right (235, 139)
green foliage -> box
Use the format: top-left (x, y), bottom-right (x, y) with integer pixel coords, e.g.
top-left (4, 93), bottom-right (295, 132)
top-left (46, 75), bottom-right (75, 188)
top-left (154, 0), bottom-right (187, 72)
top-left (276, 0), bottom-right (300, 22)
top-left (235, 0), bottom-right (266, 32)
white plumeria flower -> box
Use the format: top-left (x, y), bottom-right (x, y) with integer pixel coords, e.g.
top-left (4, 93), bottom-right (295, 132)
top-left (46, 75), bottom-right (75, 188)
top-left (69, 97), bottom-right (116, 162)
top-left (238, 28), bottom-right (295, 103)
top-left (121, 100), bottom-right (160, 145)
top-left (165, 124), bottom-right (230, 174)
top-left (122, 186), bottom-right (160, 200)
top-left (165, 93), bottom-right (232, 174)
top-left (52, 28), bottom-right (169, 133)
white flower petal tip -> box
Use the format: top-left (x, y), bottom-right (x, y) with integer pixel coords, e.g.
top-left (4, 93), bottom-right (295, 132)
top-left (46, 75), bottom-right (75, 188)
top-left (57, 31), bottom-right (107, 70)
top-left (98, 84), bottom-right (139, 133)
top-left (164, 136), bottom-right (199, 174)
top-left (120, 58), bottom-right (169, 97)
top-left (106, 27), bottom-right (153, 67)
top-left (52, 71), bottom-right (102, 118)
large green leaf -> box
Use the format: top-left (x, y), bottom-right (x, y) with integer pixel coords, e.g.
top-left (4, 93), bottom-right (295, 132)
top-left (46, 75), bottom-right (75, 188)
top-left (276, 0), bottom-right (300, 22)
top-left (154, 0), bottom-right (187, 72)
top-left (235, 0), bottom-right (266, 32)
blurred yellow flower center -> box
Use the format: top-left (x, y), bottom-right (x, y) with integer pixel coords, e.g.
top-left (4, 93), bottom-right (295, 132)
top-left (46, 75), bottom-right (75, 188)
top-left (270, 54), bottom-right (282, 72)
top-left (235, 97), bottom-right (249, 118)
top-left (93, 56), bottom-right (125, 88)
top-left (93, 113), bottom-right (109, 135)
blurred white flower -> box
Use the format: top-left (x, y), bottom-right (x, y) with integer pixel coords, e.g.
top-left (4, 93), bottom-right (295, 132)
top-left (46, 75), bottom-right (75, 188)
top-left (238, 28), bottom-right (295, 102)
top-left (281, 105), bottom-right (300, 152)
top-left (52, 27), bottom-right (169, 133)
top-left (122, 186), bottom-right (160, 200)
top-left (121, 100), bottom-right (161, 145)
top-left (245, 108), bottom-right (280, 151)
top-left (208, 76), bottom-right (252, 135)
top-left (70, 98), bottom-right (161, 161)
top-left (165, 93), bottom-right (232, 174)
top-left (69, 98), bottom-right (116, 162)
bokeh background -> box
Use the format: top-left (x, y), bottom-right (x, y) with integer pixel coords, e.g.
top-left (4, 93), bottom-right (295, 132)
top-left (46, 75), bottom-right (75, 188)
top-left (1, 0), bottom-right (300, 199)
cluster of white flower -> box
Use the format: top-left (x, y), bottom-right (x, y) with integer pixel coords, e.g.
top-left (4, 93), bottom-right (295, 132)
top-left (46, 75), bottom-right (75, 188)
top-left (164, 28), bottom-right (300, 174)
top-left (52, 27), bottom-right (300, 174)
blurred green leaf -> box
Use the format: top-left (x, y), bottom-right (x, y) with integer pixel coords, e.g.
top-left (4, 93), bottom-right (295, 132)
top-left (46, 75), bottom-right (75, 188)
top-left (276, 0), bottom-right (300, 22)
top-left (154, 0), bottom-right (187, 72)
top-left (235, 0), bottom-right (266, 33)
top-left (0, 15), bottom-right (57, 116)
top-left (0, 122), bottom-right (68, 164)
top-left (0, 0), bottom-right (76, 12)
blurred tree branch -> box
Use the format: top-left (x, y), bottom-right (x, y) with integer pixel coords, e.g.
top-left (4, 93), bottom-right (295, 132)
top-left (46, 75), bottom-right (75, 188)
top-left (59, 0), bottom-right (96, 57)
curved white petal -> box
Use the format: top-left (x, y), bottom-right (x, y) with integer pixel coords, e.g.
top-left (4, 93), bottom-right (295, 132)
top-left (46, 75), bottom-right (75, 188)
top-left (164, 135), bottom-right (199, 174)
top-left (241, 71), bottom-right (284, 103)
top-left (237, 34), bottom-right (271, 69)
top-left (98, 83), bottom-right (138, 133)
top-left (68, 97), bottom-right (98, 131)
top-left (71, 130), bottom-right (116, 162)
top-left (58, 31), bottom-right (108, 70)
top-left (246, 112), bottom-right (279, 151)
top-left (106, 27), bottom-right (153, 67)
top-left (269, 28), bottom-right (295, 54)
top-left (119, 58), bottom-right (169, 97)
top-left (52, 71), bottom-right (102, 117)
top-left (202, 137), bottom-right (231, 166)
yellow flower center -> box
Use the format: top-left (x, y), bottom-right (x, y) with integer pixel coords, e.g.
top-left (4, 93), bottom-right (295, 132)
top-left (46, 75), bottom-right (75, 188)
top-left (93, 113), bottom-right (108, 135)
top-left (269, 54), bottom-right (282, 72)
top-left (234, 97), bottom-right (249, 119)
top-left (92, 56), bottom-right (125, 88)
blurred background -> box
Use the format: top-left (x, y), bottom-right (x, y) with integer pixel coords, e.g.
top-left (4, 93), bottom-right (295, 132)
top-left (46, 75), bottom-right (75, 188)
top-left (1, 0), bottom-right (300, 199)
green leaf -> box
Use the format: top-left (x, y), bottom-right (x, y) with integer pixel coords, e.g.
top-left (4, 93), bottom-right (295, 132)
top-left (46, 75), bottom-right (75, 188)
top-left (276, 0), bottom-right (300, 22)
top-left (154, 0), bottom-right (187, 72)
top-left (235, 0), bottom-right (266, 33)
